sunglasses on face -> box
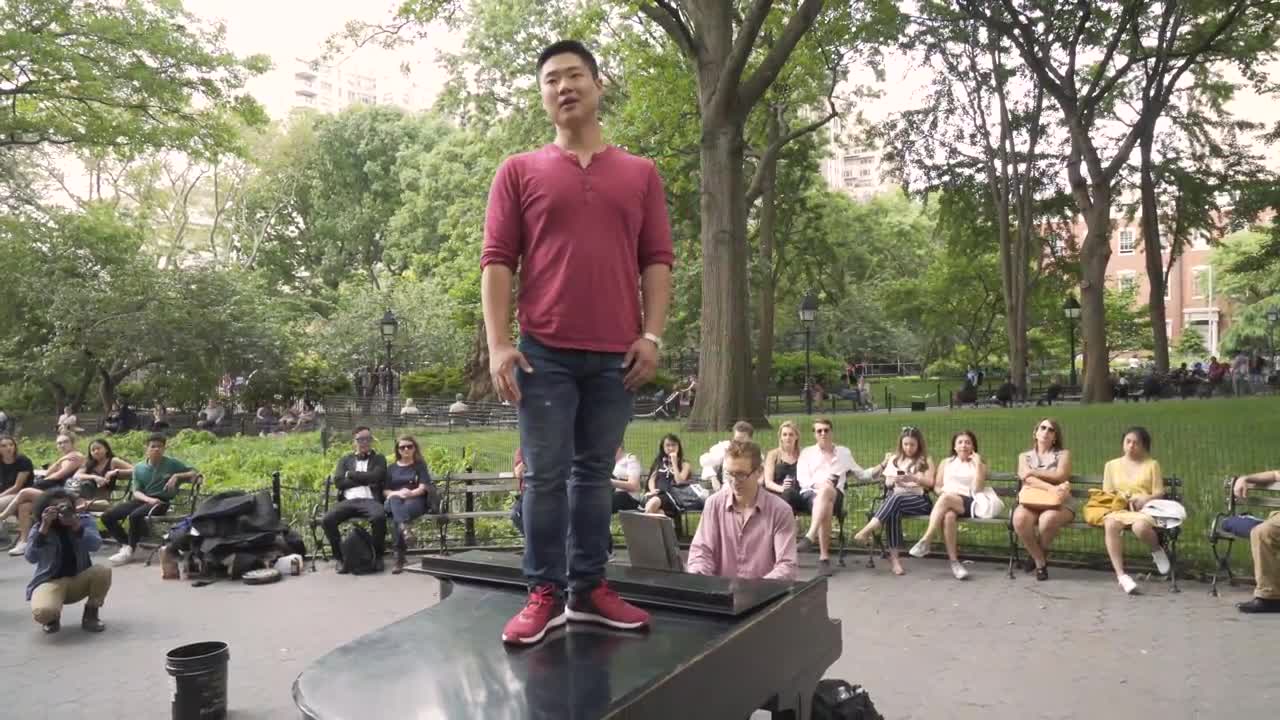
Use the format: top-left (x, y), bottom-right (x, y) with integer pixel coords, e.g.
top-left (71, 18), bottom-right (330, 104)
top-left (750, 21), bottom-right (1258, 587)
top-left (354, 436), bottom-right (372, 442)
top-left (397, 444), bottom-right (416, 451)
top-left (814, 428), bottom-right (831, 435)
top-left (1038, 425), bottom-right (1056, 432)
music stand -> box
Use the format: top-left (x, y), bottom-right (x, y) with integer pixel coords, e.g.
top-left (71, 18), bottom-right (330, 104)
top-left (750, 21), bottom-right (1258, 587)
top-left (619, 511), bottom-right (683, 572)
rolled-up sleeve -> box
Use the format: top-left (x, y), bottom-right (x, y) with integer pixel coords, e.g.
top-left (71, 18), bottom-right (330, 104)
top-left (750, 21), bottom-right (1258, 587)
top-left (685, 509), bottom-right (720, 576)
top-left (637, 162), bottom-right (674, 269)
top-left (481, 158), bottom-right (522, 271)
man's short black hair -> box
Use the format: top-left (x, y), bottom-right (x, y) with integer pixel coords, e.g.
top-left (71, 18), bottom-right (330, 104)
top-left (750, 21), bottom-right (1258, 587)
top-left (536, 40), bottom-right (599, 79)
top-left (146, 433), bottom-right (167, 446)
top-left (352, 426), bottom-right (372, 437)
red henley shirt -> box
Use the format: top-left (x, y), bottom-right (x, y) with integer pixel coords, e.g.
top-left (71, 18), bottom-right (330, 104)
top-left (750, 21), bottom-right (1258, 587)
top-left (481, 144), bottom-right (675, 353)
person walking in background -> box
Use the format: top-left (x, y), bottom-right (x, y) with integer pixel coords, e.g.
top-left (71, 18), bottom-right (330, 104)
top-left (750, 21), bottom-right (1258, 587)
top-left (482, 39), bottom-right (673, 645)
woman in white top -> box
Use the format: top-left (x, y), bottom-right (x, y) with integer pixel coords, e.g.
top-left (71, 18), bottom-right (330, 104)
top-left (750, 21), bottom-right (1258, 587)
top-left (1012, 418), bottom-right (1074, 581)
top-left (909, 430), bottom-right (986, 580)
top-left (852, 427), bottom-right (935, 575)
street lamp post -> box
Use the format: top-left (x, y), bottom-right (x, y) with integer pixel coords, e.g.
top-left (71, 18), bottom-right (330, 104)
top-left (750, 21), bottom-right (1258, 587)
top-left (1267, 308), bottom-right (1279, 377)
top-left (1063, 296), bottom-right (1081, 387)
top-left (799, 294), bottom-right (819, 415)
top-left (379, 309), bottom-right (399, 411)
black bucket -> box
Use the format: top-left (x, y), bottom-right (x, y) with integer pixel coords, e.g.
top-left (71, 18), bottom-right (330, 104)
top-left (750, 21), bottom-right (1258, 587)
top-left (165, 641), bottom-right (230, 720)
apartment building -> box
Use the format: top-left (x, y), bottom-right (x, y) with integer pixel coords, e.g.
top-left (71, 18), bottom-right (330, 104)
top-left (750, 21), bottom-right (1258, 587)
top-left (290, 58), bottom-right (427, 115)
top-left (819, 119), bottom-right (897, 201)
top-left (1105, 220), bottom-right (1230, 356)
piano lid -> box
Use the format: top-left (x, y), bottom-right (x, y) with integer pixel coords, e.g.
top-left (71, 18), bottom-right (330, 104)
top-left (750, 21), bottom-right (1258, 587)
top-left (412, 550), bottom-right (794, 616)
top-left (294, 577), bottom-right (841, 720)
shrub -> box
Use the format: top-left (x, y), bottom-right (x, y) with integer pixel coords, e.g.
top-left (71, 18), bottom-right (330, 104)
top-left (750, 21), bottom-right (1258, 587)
top-left (770, 352), bottom-right (845, 390)
top-left (402, 365), bottom-right (468, 398)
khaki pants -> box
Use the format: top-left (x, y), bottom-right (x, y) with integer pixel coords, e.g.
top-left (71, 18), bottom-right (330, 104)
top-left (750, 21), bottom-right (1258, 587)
top-left (31, 564), bottom-right (112, 624)
top-left (1252, 511), bottom-right (1280, 600)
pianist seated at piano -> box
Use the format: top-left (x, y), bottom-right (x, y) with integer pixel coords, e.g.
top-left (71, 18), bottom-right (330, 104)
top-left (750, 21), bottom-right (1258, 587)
top-left (686, 440), bottom-right (798, 581)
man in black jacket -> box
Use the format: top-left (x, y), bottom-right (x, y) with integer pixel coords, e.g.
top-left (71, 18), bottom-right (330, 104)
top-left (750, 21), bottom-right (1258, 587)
top-left (321, 427), bottom-right (388, 573)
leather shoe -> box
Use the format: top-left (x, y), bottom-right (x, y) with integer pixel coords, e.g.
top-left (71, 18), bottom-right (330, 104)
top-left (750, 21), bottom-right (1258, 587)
top-left (42, 618), bottom-right (61, 634)
top-left (335, 560), bottom-right (349, 575)
top-left (1237, 597), bottom-right (1280, 614)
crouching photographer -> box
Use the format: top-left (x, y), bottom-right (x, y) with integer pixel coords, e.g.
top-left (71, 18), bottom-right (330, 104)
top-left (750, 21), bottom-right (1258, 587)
top-left (24, 488), bottom-right (112, 634)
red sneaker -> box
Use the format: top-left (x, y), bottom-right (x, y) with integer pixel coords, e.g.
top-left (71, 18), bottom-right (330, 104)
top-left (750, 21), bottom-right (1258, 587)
top-left (566, 581), bottom-right (650, 630)
top-left (501, 584), bottom-right (567, 646)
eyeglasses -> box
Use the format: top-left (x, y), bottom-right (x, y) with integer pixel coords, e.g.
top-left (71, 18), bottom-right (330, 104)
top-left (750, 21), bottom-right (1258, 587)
top-left (354, 435), bottom-right (372, 442)
top-left (397, 444), bottom-right (416, 451)
top-left (814, 428), bottom-right (831, 435)
top-left (724, 471), bottom-right (756, 481)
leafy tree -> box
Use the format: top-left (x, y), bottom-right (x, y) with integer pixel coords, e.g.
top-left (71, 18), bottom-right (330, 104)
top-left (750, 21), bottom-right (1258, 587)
top-left (956, 0), bottom-right (1279, 402)
top-left (1212, 229), bottom-right (1280, 352)
top-left (1172, 326), bottom-right (1209, 363)
top-left (1, 0), bottom-right (268, 153)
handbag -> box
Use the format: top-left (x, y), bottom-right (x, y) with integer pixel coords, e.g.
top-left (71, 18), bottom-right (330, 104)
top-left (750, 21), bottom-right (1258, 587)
top-left (970, 487), bottom-right (1005, 519)
top-left (667, 484), bottom-right (706, 512)
top-left (1140, 499), bottom-right (1187, 529)
top-left (1083, 489), bottom-right (1127, 526)
top-left (1018, 483), bottom-right (1069, 511)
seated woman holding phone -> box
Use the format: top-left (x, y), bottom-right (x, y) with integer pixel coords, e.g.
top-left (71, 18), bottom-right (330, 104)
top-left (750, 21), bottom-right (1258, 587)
top-left (852, 427), bottom-right (935, 576)
top-left (1011, 418), bottom-right (1074, 581)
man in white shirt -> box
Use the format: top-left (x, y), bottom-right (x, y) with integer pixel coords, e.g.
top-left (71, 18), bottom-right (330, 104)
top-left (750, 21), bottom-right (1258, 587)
top-left (794, 417), bottom-right (870, 575)
top-left (698, 421), bottom-right (754, 490)
top-left (448, 394), bottom-right (470, 415)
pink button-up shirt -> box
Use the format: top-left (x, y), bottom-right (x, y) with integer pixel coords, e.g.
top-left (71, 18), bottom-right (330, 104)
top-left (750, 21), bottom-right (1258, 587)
top-left (685, 487), bottom-right (797, 581)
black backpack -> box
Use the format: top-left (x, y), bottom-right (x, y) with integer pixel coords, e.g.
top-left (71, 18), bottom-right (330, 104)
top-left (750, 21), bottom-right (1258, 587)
top-left (813, 680), bottom-right (882, 720)
top-left (339, 526), bottom-right (377, 575)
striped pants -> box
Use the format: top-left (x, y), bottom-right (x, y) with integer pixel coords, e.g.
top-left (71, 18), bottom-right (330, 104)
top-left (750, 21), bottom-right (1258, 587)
top-left (874, 493), bottom-right (933, 549)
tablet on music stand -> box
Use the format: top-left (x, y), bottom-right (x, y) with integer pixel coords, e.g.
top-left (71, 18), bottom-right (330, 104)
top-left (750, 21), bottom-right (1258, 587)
top-left (619, 511), bottom-right (683, 572)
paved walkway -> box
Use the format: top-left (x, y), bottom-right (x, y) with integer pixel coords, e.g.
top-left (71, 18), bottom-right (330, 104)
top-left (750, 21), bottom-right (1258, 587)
top-left (1, 551), bottom-right (1273, 719)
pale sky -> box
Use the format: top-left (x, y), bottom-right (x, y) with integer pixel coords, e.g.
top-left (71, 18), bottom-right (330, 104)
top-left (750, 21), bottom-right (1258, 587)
top-left (185, 1), bottom-right (1277, 168)
top-left (184, 0), bottom-right (462, 120)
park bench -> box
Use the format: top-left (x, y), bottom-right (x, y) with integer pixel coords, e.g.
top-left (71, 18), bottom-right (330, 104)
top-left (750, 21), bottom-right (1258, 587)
top-left (307, 469), bottom-right (522, 561)
top-left (863, 472), bottom-right (1019, 570)
top-left (1208, 475), bottom-right (1280, 596)
top-left (865, 471), bottom-right (1183, 589)
top-left (1005, 471), bottom-right (1185, 589)
top-left (89, 474), bottom-right (204, 565)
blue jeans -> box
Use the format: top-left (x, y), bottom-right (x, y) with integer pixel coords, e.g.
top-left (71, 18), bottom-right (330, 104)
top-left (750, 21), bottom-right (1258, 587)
top-left (517, 335), bottom-right (634, 593)
top-left (385, 494), bottom-right (433, 550)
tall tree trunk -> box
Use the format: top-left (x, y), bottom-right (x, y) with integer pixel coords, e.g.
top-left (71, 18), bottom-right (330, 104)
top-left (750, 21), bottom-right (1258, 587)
top-left (98, 369), bottom-right (117, 413)
top-left (688, 121), bottom-right (765, 431)
top-left (464, 318), bottom-right (497, 402)
top-left (753, 109), bottom-right (781, 403)
top-left (1079, 204), bottom-right (1114, 402)
top-left (1139, 131), bottom-right (1171, 372)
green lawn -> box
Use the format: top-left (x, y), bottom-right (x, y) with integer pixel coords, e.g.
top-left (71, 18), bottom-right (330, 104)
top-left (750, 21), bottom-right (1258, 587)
top-left (16, 395), bottom-right (1278, 575)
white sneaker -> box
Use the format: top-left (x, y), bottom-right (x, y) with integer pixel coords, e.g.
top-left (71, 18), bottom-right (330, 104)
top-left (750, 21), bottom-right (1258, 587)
top-left (908, 539), bottom-right (930, 559)
top-left (8, 541), bottom-right (27, 556)
top-left (950, 561), bottom-right (969, 580)
top-left (109, 546), bottom-right (134, 566)
top-left (1118, 574), bottom-right (1138, 594)
top-left (1151, 548), bottom-right (1171, 575)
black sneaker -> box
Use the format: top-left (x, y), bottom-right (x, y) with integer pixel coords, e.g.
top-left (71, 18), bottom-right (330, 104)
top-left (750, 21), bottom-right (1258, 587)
top-left (1035, 566), bottom-right (1049, 582)
top-left (1237, 597), bottom-right (1280, 614)
top-left (335, 560), bottom-right (349, 575)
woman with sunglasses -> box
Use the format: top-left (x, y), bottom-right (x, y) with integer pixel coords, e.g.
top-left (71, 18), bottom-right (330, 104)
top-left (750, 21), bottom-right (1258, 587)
top-left (909, 430), bottom-right (986, 580)
top-left (384, 435), bottom-right (438, 574)
top-left (853, 427), bottom-right (935, 575)
top-left (2, 434), bottom-right (85, 556)
top-left (1011, 418), bottom-right (1073, 580)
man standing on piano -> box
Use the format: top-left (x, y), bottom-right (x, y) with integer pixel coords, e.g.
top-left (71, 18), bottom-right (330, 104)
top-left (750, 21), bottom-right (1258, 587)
top-left (482, 40), bottom-right (674, 645)
top-left (687, 440), bottom-right (798, 581)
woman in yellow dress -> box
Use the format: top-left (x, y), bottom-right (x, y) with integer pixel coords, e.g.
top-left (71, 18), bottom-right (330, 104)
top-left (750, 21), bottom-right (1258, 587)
top-left (1101, 426), bottom-right (1169, 594)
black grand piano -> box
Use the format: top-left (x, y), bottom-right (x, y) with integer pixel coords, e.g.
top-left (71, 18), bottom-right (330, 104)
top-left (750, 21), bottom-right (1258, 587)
top-left (292, 551), bottom-right (842, 719)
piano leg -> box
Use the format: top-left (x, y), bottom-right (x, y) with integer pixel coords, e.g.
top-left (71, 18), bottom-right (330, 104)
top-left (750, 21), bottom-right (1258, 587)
top-left (762, 671), bottom-right (822, 720)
